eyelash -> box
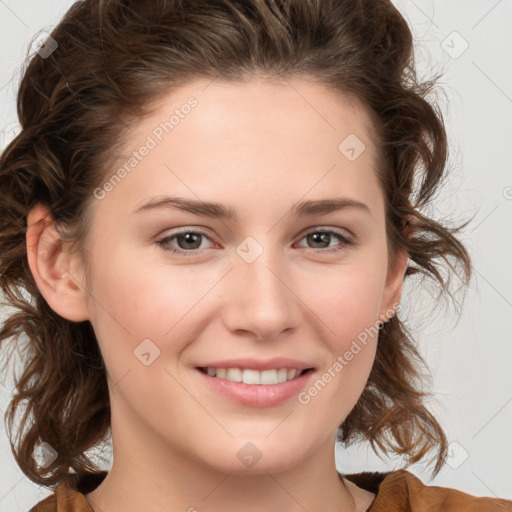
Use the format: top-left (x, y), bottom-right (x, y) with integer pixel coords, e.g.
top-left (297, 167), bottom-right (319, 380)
top-left (156, 227), bottom-right (354, 257)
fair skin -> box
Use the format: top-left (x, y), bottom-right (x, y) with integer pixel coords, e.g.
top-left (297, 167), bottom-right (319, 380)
top-left (26, 76), bottom-right (408, 512)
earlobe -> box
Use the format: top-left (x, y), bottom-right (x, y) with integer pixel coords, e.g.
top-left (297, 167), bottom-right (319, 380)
top-left (26, 203), bottom-right (90, 322)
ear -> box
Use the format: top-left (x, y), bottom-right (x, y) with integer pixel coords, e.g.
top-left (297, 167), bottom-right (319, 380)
top-left (26, 203), bottom-right (90, 322)
top-left (380, 248), bottom-right (408, 321)
top-left (379, 216), bottom-right (413, 322)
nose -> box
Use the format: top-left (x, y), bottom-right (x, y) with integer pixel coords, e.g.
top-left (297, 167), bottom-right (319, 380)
top-left (221, 245), bottom-right (303, 341)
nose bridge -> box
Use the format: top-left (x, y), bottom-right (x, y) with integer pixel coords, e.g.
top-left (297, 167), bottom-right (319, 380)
top-left (222, 235), bottom-right (302, 339)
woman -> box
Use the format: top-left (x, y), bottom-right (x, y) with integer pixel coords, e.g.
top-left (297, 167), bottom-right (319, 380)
top-left (1, 0), bottom-right (510, 510)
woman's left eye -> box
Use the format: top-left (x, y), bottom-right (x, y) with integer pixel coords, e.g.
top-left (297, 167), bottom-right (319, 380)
top-left (156, 228), bottom-right (353, 256)
top-left (295, 228), bottom-right (353, 253)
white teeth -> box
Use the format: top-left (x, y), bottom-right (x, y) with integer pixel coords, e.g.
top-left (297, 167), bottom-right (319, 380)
top-left (260, 369), bottom-right (277, 384)
top-left (204, 367), bottom-right (306, 385)
top-left (277, 368), bottom-right (288, 382)
top-left (287, 369), bottom-right (297, 380)
top-left (226, 368), bottom-right (242, 382)
top-left (243, 369), bottom-right (261, 384)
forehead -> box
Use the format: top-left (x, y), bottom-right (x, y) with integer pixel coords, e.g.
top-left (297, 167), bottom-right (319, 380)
top-left (147, 76), bottom-right (377, 147)
top-left (96, 76), bottom-right (384, 222)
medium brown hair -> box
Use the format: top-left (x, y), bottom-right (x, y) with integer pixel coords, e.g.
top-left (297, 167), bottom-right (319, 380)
top-left (0, 0), bottom-right (471, 487)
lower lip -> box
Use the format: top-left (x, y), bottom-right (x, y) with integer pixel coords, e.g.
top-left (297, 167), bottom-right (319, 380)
top-left (196, 368), bottom-right (314, 407)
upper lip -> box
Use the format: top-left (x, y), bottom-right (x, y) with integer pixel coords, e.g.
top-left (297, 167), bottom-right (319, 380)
top-left (196, 357), bottom-right (315, 371)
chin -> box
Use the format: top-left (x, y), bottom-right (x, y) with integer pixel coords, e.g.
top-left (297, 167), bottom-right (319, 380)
top-left (197, 436), bottom-right (309, 475)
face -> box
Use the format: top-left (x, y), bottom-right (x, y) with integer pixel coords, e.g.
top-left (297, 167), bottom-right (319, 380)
top-left (35, 76), bottom-right (406, 475)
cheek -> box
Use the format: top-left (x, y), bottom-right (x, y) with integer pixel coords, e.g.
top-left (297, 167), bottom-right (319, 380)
top-left (87, 241), bottom-right (190, 330)
top-left (304, 260), bottom-right (386, 345)
top-left (85, 243), bottom-right (217, 380)
top-left (298, 259), bottom-right (385, 399)
top-left (297, 275), bottom-right (381, 428)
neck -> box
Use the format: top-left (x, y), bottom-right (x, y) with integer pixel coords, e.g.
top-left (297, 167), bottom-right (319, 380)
top-left (85, 416), bottom-right (357, 512)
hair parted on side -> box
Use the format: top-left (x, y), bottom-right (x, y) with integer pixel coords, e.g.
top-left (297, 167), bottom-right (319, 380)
top-left (0, 0), bottom-right (472, 488)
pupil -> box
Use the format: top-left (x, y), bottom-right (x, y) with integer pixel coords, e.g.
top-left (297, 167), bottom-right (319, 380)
top-left (309, 232), bottom-right (329, 248)
top-left (179, 232), bottom-right (201, 249)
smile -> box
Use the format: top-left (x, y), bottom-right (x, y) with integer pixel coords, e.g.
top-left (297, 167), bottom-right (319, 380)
top-left (197, 367), bottom-right (309, 385)
top-left (196, 366), bottom-right (315, 407)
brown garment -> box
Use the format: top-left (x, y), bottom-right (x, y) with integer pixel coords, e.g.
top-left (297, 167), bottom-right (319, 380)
top-left (30, 469), bottom-right (512, 512)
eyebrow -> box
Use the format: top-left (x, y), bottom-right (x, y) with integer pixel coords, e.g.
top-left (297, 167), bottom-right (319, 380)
top-left (132, 195), bottom-right (371, 218)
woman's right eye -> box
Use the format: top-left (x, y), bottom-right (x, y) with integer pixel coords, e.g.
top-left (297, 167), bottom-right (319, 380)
top-left (156, 230), bottom-right (216, 256)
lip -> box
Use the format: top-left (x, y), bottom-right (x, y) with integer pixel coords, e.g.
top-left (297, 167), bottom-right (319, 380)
top-left (195, 357), bottom-right (314, 371)
top-left (195, 363), bottom-right (315, 408)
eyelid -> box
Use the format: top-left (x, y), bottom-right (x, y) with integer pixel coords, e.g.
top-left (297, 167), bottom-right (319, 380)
top-left (156, 227), bottom-right (218, 253)
top-left (294, 226), bottom-right (354, 251)
top-left (299, 225), bottom-right (353, 240)
top-left (156, 225), bottom-right (354, 256)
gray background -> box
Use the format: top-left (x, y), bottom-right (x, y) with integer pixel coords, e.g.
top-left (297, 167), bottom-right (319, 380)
top-left (1, 0), bottom-right (511, 509)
